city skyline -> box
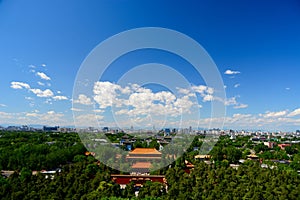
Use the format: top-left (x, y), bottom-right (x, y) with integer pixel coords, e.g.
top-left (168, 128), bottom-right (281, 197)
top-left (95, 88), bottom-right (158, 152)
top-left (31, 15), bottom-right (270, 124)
top-left (1, 1), bottom-right (300, 131)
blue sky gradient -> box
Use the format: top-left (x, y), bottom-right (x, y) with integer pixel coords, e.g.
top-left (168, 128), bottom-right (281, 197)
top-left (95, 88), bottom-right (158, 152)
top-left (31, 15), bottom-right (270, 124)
top-left (0, 0), bottom-right (300, 131)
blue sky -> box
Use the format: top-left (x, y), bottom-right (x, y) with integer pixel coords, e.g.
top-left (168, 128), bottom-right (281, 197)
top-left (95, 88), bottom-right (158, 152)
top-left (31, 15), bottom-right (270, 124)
top-left (0, 0), bottom-right (300, 131)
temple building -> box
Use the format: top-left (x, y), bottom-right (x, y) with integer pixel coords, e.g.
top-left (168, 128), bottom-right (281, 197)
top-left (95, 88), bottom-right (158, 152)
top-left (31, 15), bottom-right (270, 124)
top-left (131, 162), bottom-right (152, 174)
top-left (111, 174), bottom-right (166, 189)
top-left (112, 148), bottom-right (165, 189)
top-left (126, 148), bottom-right (162, 162)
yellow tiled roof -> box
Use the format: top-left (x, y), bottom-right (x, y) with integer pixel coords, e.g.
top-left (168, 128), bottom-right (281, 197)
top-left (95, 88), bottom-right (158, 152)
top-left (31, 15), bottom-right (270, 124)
top-left (129, 148), bottom-right (161, 155)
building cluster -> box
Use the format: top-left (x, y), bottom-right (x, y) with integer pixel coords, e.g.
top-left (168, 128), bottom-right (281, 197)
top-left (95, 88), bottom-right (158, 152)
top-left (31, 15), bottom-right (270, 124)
top-left (0, 125), bottom-right (75, 133)
top-left (1, 168), bottom-right (61, 180)
top-left (2, 124), bottom-right (300, 139)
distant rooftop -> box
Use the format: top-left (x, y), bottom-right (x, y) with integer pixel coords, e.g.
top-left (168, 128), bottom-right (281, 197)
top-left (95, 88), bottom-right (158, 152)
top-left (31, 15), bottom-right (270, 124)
top-left (129, 148), bottom-right (161, 155)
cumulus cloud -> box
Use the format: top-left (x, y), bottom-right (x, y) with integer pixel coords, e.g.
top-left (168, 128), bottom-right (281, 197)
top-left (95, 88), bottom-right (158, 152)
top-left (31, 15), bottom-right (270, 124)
top-left (224, 69), bottom-right (240, 75)
top-left (74, 94), bottom-right (93, 105)
top-left (91, 81), bottom-right (210, 121)
top-left (177, 88), bottom-right (191, 95)
top-left (11, 80), bottom-right (67, 101)
top-left (10, 81), bottom-right (31, 89)
top-left (191, 85), bottom-right (214, 102)
top-left (93, 81), bottom-right (128, 108)
top-left (30, 88), bottom-right (54, 97)
top-left (36, 72), bottom-right (51, 80)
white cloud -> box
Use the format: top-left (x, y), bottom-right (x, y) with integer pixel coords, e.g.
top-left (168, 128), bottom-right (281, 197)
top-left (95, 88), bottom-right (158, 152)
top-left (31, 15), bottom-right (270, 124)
top-left (232, 113), bottom-right (252, 119)
top-left (41, 64), bottom-right (46, 67)
top-left (10, 81), bottom-right (31, 89)
top-left (26, 112), bottom-right (38, 117)
top-left (53, 95), bottom-right (68, 100)
top-left (263, 110), bottom-right (287, 118)
top-left (0, 111), bottom-right (15, 119)
top-left (12, 79), bottom-right (66, 101)
top-left (224, 97), bottom-right (238, 106)
top-left (191, 85), bottom-right (208, 94)
top-left (221, 96), bottom-right (248, 109)
top-left (37, 81), bottom-right (45, 86)
top-left (93, 81), bottom-right (126, 108)
top-left (0, 111), bottom-right (67, 126)
top-left (224, 69), bottom-right (240, 75)
top-left (30, 88), bottom-right (54, 97)
top-left (207, 88), bottom-right (214, 95)
top-left (234, 103), bottom-right (248, 109)
top-left (93, 109), bottom-right (104, 113)
top-left (172, 95), bottom-right (195, 114)
top-left (25, 96), bottom-right (34, 100)
top-left (44, 98), bottom-right (53, 104)
top-left (74, 94), bottom-right (93, 105)
top-left (288, 108), bottom-right (300, 117)
top-left (191, 85), bottom-right (214, 102)
top-left (47, 110), bottom-right (55, 115)
top-left (177, 87), bottom-right (191, 95)
top-left (0, 103), bottom-right (6, 107)
top-left (71, 107), bottom-right (83, 112)
top-left (92, 81), bottom-right (201, 122)
top-left (203, 94), bottom-right (213, 102)
top-left (234, 83), bottom-right (240, 88)
top-left (36, 72), bottom-right (51, 80)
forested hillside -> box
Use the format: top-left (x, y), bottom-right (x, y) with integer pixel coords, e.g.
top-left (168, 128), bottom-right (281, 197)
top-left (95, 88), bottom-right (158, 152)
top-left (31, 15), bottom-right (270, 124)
top-left (1, 131), bottom-right (300, 199)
